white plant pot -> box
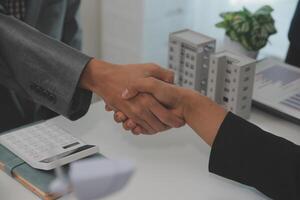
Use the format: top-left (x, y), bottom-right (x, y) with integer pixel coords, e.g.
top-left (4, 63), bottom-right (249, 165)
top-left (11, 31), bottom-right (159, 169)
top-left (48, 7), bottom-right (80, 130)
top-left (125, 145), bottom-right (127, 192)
top-left (223, 36), bottom-right (258, 59)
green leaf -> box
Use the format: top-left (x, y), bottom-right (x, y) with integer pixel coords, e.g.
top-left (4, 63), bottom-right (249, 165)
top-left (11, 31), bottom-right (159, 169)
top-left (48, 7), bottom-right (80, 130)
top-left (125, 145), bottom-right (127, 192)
top-left (252, 19), bottom-right (260, 30)
top-left (254, 5), bottom-right (274, 16)
top-left (243, 7), bottom-right (252, 16)
top-left (216, 21), bottom-right (227, 29)
top-left (265, 23), bottom-right (277, 34)
top-left (227, 30), bottom-right (239, 41)
top-left (259, 27), bottom-right (268, 38)
top-left (220, 12), bottom-right (235, 21)
top-left (241, 22), bottom-right (250, 33)
top-left (240, 36), bottom-right (252, 50)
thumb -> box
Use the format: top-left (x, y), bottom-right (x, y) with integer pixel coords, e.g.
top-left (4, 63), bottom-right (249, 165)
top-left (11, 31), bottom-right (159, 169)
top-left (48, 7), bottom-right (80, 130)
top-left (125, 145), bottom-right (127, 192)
top-left (122, 78), bottom-right (178, 109)
top-left (121, 87), bottom-right (139, 99)
top-left (122, 78), bottom-right (157, 100)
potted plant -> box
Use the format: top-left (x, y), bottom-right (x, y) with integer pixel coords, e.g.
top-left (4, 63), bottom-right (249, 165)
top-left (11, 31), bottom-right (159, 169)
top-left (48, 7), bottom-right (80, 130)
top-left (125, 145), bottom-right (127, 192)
top-left (216, 5), bottom-right (277, 59)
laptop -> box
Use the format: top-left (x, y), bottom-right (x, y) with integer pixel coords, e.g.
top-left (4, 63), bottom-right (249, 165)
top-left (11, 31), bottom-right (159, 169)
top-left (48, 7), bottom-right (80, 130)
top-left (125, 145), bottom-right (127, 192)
top-left (253, 58), bottom-right (300, 124)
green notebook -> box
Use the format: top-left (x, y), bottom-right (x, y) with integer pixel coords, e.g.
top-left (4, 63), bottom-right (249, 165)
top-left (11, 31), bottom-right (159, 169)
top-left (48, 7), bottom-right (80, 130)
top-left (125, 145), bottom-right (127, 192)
top-left (0, 144), bottom-right (103, 200)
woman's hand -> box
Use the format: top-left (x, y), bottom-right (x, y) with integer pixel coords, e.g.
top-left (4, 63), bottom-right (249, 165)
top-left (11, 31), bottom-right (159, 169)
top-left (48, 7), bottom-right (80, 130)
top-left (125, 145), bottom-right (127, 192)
top-left (113, 77), bottom-right (228, 146)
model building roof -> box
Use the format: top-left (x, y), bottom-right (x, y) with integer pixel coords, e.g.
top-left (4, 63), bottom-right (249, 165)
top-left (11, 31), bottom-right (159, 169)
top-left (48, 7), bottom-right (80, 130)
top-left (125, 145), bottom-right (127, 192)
top-left (213, 51), bottom-right (256, 66)
top-left (170, 29), bottom-right (215, 47)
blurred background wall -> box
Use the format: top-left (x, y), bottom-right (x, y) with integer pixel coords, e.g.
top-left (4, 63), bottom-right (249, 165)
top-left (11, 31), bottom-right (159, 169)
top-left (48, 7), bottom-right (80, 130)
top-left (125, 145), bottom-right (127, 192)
top-left (80, 0), bottom-right (298, 67)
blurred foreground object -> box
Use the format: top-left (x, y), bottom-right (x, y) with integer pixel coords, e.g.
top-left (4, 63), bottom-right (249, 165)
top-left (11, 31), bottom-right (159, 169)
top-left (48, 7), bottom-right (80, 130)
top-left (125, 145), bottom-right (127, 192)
top-left (50, 158), bottom-right (135, 200)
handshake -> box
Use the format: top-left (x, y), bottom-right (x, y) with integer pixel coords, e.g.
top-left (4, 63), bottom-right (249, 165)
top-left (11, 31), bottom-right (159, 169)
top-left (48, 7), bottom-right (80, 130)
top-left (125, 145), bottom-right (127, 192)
top-left (80, 58), bottom-right (188, 135)
top-left (80, 58), bottom-right (227, 144)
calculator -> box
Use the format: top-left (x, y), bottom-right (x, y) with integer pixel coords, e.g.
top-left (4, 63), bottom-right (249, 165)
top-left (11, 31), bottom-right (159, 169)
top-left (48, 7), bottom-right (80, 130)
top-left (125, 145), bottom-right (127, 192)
top-left (0, 121), bottom-right (99, 170)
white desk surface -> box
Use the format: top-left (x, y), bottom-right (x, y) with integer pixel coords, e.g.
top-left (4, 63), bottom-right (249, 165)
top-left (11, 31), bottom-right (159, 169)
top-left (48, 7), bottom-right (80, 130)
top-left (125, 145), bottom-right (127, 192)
top-left (1, 101), bottom-right (300, 200)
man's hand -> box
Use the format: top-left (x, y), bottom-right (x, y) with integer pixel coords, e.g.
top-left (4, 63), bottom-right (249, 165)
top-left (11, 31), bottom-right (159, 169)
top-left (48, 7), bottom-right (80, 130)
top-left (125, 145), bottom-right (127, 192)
top-left (80, 59), bottom-right (185, 134)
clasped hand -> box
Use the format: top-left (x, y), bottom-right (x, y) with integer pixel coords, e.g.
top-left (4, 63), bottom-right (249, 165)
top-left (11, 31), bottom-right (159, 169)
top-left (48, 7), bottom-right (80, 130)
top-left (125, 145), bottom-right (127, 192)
top-left (108, 77), bottom-right (192, 135)
top-left (80, 59), bottom-right (185, 135)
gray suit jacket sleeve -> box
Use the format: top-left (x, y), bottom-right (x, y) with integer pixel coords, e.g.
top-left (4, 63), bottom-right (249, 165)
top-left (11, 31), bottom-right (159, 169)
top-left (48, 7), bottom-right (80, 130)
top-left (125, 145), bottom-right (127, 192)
top-left (0, 13), bottom-right (93, 120)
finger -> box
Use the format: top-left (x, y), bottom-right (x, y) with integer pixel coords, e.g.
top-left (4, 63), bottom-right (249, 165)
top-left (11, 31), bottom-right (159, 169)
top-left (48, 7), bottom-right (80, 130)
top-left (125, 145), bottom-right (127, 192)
top-left (119, 105), bottom-right (154, 134)
top-left (130, 116), bottom-right (154, 134)
top-left (143, 108), bottom-right (168, 133)
top-left (139, 127), bottom-right (148, 134)
top-left (122, 88), bottom-right (138, 100)
top-left (114, 111), bottom-right (128, 123)
top-left (123, 119), bottom-right (137, 131)
top-left (132, 130), bottom-right (141, 135)
top-left (132, 126), bottom-right (143, 135)
top-left (124, 119), bottom-right (137, 130)
top-left (121, 77), bottom-right (159, 99)
top-left (149, 100), bottom-right (185, 128)
top-left (122, 123), bottom-right (131, 131)
top-left (123, 78), bottom-right (178, 107)
top-left (124, 120), bottom-right (149, 134)
top-left (121, 67), bottom-right (174, 100)
top-left (147, 64), bottom-right (174, 83)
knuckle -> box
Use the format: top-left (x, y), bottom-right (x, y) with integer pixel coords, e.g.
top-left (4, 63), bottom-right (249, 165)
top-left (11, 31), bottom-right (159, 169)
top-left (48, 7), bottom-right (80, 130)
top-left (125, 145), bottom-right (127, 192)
top-left (169, 71), bottom-right (175, 80)
top-left (147, 76), bottom-right (156, 84)
top-left (148, 63), bottom-right (160, 71)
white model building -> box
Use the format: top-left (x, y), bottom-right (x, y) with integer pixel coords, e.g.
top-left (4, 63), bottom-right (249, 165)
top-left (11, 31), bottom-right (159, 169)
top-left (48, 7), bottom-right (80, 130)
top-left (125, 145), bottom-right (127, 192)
top-left (168, 29), bottom-right (216, 95)
top-left (207, 51), bottom-right (256, 119)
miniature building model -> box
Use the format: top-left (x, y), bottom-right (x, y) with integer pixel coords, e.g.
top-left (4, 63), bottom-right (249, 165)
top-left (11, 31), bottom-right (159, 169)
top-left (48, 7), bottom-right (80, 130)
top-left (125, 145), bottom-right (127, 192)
top-left (168, 29), bottom-right (216, 95)
top-left (207, 51), bottom-right (256, 119)
top-left (168, 30), bottom-right (256, 119)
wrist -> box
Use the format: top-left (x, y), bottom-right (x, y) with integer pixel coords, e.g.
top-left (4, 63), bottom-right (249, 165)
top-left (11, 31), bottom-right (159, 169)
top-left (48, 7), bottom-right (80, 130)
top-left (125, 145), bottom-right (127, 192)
top-left (181, 90), bottom-right (204, 120)
top-left (183, 91), bottom-right (227, 146)
top-left (80, 58), bottom-right (114, 93)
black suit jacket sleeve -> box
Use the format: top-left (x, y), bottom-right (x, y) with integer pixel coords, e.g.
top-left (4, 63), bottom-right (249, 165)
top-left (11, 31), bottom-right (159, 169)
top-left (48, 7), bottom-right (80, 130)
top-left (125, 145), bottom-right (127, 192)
top-left (209, 113), bottom-right (300, 200)
top-left (286, 0), bottom-right (300, 67)
top-left (288, 0), bottom-right (300, 45)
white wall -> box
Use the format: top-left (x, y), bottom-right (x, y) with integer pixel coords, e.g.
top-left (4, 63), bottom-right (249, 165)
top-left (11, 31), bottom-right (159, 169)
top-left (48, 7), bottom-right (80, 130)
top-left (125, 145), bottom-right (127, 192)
top-left (80, 1), bottom-right (102, 102)
top-left (98, 0), bottom-right (145, 64)
top-left (80, 0), bottom-right (299, 63)
top-left (80, 0), bottom-right (102, 58)
top-left (142, 0), bottom-right (193, 66)
top-left (95, 0), bottom-right (193, 66)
